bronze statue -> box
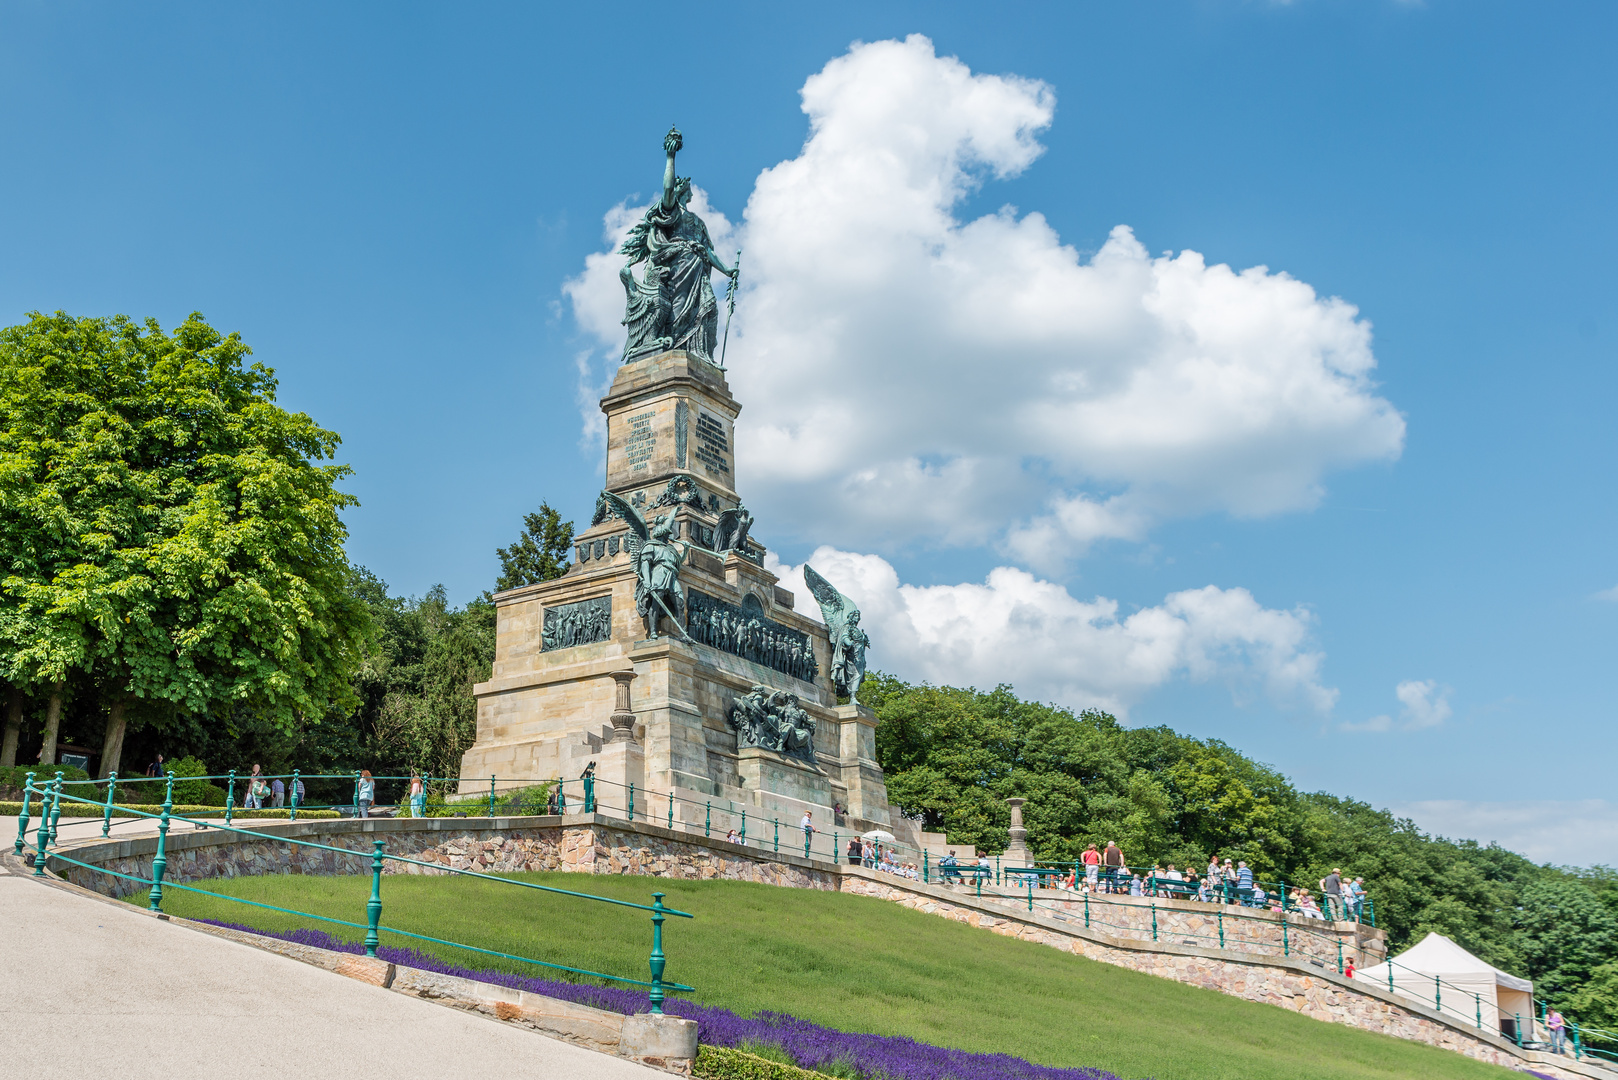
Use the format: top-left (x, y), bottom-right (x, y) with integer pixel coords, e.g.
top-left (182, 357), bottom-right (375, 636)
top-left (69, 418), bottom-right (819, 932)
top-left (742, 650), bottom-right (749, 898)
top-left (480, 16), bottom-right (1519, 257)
top-left (803, 563), bottom-right (870, 705)
top-left (619, 127), bottom-right (739, 365)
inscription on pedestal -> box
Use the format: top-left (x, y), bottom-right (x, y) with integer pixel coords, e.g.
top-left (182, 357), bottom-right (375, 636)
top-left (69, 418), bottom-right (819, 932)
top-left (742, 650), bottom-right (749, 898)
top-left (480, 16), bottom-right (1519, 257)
top-left (695, 410), bottom-right (730, 477)
top-left (542, 595), bottom-right (613, 651)
top-left (626, 409), bottom-right (656, 471)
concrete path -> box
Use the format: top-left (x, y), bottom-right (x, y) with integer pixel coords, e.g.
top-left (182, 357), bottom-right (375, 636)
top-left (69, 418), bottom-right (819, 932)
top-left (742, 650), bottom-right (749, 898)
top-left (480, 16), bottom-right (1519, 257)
top-left (0, 860), bottom-right (667, 1079)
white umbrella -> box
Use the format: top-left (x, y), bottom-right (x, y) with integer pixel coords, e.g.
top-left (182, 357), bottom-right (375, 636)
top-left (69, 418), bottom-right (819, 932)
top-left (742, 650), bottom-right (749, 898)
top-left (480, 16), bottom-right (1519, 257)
top-left (861, 830), bottom-right (896, 841)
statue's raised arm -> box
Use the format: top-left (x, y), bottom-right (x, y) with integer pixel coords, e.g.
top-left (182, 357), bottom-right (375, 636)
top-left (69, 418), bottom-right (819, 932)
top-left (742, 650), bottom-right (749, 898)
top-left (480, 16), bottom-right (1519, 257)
top-left (803, 563), bottom-right (870, 705)
top-left (617, 127), bottom-right (737, 366)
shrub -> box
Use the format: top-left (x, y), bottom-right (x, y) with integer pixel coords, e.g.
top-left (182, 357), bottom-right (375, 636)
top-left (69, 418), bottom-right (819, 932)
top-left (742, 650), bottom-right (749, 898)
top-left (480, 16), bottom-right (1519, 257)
top-left (696, 1046), bottom-right (823, 1080)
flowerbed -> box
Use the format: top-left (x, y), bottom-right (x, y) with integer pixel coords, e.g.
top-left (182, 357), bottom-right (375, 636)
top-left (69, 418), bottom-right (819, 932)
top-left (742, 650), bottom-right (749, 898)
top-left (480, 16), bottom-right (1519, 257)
top-left (199, 921), bottom-right (1129, 1080)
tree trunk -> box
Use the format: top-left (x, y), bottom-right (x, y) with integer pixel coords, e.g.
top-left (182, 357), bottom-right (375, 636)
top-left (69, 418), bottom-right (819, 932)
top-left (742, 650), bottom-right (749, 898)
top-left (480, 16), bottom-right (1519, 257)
top-left (100, 699), bottom-right (128, 779)
top-left (1, 686), bottom-right (21, 767)
top-left (36, 681), bottom-right (64, 767)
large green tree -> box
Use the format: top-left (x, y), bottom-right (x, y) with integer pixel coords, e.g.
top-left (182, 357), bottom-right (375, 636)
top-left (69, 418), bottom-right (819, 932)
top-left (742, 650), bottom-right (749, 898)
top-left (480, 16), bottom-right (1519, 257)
top-left (493, 502), bottom-right (573, 592)
top-left (0, 311), bottom-right (373, 774)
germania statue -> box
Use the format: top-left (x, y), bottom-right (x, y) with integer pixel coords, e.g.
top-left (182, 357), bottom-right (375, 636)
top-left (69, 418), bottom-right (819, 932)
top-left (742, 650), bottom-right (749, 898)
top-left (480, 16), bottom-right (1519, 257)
top-left (803, 564), bottom-right (871, 705)
top-left (600, 491), bottom-right (687, 639)
top-left (619, 127), bottom-right (740, 365)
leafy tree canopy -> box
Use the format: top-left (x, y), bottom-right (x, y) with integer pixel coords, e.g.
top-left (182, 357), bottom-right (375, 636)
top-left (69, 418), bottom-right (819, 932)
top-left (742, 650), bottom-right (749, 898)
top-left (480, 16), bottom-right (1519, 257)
top-left (493, 502), bottom-right (573, 592)
top-left (864, 671), bottom-right (1618, 1013)
top-left (0, 311), bottom-right (374, 765)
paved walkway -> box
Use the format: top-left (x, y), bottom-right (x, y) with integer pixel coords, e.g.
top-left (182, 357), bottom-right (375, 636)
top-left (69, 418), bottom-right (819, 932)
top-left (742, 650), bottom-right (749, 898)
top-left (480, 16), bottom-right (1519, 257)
top-left (0, 860), bottom-right (667, 1078)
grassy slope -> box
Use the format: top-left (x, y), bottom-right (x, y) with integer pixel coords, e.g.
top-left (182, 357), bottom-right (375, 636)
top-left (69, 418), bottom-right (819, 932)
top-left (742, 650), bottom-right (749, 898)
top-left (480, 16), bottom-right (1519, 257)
top-left (142, 873), bottom-right (1519, 1080)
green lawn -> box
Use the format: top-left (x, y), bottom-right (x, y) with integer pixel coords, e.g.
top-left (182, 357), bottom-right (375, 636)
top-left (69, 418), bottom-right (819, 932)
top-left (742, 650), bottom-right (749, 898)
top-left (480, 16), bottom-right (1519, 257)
top-left (141, 872), bottom-right (1520, 1080)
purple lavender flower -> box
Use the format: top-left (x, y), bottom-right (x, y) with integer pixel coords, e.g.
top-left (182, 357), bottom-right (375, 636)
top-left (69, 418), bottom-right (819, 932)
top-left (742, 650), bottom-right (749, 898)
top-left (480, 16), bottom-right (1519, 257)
top-left (198, 921), bottom-right (1129, 1080)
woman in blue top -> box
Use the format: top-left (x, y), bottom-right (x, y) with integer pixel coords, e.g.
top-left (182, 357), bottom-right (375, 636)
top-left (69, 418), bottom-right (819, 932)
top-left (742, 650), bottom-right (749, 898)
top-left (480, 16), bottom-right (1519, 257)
top-left (358, 770), bottom-right (375, 818)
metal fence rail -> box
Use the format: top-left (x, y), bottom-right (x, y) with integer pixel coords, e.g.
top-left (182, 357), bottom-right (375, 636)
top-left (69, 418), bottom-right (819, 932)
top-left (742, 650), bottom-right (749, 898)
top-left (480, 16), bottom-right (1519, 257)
top-left (14, 772), bottom-right (694, 1013)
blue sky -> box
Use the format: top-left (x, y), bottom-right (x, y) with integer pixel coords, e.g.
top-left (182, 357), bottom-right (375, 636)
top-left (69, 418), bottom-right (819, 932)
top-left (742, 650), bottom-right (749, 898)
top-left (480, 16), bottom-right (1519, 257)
top-left (3, 2), bottom-right (1615, 863)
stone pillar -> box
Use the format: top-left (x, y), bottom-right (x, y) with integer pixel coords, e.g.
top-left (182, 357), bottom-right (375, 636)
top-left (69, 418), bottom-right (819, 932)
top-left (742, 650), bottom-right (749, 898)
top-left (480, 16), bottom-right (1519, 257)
top-left (594, 669), bottom-right (645, 815)
top-left (1003, 796), bottom-right (1032, 866)
top-left (609, 670), bottom-right (637, 743)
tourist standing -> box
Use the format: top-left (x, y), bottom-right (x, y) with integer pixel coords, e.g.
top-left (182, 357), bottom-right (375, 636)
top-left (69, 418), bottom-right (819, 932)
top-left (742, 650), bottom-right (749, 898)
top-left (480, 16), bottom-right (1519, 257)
top-left (357, 769), bottom-right (374, 818)
top-left (846, 836), bottom-right (861, 865)
top-left (243, 764), bottom-right (263, 809)
top-left (1321, 868), bottom-right (1344, 921)
top-left (146, 753), bottom-right (165, 778)
top-left (1103, 841), bottom-right (1124, 893)
top-left (271, 777), bottom-right (285, 808)
top-left (800, 811), bottom-right (814, 849)
top-left (409, 771), bottom-right (426, 818)
top-left (1548, 1008), bottom-right (1567, 1055)
top-left (1082, 843), bottom-right (1101, 891)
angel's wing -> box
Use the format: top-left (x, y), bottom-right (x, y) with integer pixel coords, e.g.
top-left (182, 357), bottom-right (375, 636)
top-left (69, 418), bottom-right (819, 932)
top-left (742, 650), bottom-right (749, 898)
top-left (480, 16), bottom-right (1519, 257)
top-left (599, 491), bottom-right (650, 547)
top-left (802, 563), bottom-right (851, 635)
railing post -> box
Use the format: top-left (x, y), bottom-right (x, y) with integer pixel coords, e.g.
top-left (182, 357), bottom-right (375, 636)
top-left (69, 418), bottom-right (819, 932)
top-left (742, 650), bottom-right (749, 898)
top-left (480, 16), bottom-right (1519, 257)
top-left (773, 818), bottom-right (779, 853)
top-left (648, 892), bottom-right (668, 1015)
top-left (628, 782), bottom-right (635, 822)
top-left (225, 769), bottom-right (235, 826)
top-left (1435, 975), bottom-right (1441, 1014)
top-left (1151, 902), bottom-right (1157, 940)
top-left (1475, 993), bottom-right (1482, 1030)
top-left (1218, 908), bottom-right (1225, 949)
top-left (488, 774), bottom-right (496, 817)
top-left (1514, 1013), bottom-right (1522, 1048)
top-left (147, 775), bottom-right (174, 907)
top-left (740, 809), bottom-right (747, 846)
top-left (1388, 963), bottom-right (1394, 995)
top-left (1028, 878), bottom-right (1034, 912)
top-left (101, 772), bottom-right (118, 838)
top-left (354, 770), bottom-right (361, 812)
top-left (1574, 1022), bottom-right (1583, 1060)
top-left (365, 839), bottom-right (385, 958)
top-left (32, 776), bottom-right (55, 875)
top-left (667, 790), bottom-right (674, 830)
top-left (805, 825), bottom-right (812, 859)
top-left (996, 855), bottom-right (1001, 886)
top-left (14, 772), bottom-right (35, 855)
top-left (1282, 911), bottom-right (1289, 957)
top-left (922, 848), bottom-right (927, 881)
top-left (48, 771), bottom-right (63, 843)
top-left (584, 774), bottom-right (595, 814)
top-left (1337, 939), bottom-right (1343, 974)
top-left (705, 801), bottom-right (711, 837)
top-left (290, 769), bottom-right (300, 821)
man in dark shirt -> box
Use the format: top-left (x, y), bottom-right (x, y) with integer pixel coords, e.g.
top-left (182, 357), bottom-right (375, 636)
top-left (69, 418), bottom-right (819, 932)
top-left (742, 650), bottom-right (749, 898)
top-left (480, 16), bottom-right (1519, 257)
top-left (1103, 841), bottom-right (1125, 893)
top-left (1321, 868), bottom-right (1344, 920)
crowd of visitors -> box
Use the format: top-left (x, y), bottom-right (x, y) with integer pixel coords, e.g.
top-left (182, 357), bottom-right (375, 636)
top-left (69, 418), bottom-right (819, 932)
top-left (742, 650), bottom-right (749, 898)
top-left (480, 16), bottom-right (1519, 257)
top-left (844, 835), bottom-right (923, 879)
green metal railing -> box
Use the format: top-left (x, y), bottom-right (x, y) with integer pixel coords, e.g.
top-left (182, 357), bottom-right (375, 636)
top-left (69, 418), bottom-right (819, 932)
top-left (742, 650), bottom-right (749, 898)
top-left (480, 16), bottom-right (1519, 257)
top-left (18, 775), bottom-right (695, 1013)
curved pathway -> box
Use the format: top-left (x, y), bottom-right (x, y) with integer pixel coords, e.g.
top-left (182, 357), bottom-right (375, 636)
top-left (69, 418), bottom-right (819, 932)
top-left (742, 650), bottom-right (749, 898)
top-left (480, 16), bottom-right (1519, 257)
top-left (0, 858), bottom-right (666, 1079)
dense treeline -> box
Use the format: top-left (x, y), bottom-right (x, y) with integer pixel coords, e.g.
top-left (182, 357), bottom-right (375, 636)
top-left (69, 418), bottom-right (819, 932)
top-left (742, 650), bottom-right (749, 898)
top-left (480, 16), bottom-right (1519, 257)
top-left (862, 673), bottom-right (1618, 1024)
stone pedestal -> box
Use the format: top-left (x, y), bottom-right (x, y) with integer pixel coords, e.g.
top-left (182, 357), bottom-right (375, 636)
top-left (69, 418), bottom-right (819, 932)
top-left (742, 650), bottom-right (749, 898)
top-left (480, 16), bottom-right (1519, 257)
top-left (460, 348), bottom-right (894, 838)
top-left (1003, 796), bottom-right (1032, 866)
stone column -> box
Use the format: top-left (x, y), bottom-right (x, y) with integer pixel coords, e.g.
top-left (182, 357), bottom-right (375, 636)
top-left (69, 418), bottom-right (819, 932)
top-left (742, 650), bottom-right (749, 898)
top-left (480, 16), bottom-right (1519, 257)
top-left (609, 670), bottom-right (638, 743)
top-left (1003, 796), bottom-right (1032, 866)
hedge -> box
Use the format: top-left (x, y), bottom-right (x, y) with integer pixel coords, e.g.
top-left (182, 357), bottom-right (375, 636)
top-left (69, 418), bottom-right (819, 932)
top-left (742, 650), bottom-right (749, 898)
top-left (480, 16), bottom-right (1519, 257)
top-left (695, 1046), bottom-right (826, 1080)
top-left (0, 802), bottom-right (340, 820)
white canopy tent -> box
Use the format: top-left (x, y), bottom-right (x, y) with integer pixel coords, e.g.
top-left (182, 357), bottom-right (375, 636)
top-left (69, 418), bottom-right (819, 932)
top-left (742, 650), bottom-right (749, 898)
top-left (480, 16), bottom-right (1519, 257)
top-left (1356, 932), bottom-right (1535, 1037)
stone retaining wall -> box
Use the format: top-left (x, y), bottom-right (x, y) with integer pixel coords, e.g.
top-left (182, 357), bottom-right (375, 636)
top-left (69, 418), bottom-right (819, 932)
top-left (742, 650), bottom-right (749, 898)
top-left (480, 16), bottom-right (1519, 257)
top-left (45, 814), bottom-right (1609, 1080)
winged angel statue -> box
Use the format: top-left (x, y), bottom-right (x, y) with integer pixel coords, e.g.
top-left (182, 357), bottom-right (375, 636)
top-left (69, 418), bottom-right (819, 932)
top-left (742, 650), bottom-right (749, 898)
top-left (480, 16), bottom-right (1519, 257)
top-left (803, 564), bottom-right (870, 705)
top-left (619, 127), bottom-right (739, 365)
top-left (599, 491), bottom-right (689, 640)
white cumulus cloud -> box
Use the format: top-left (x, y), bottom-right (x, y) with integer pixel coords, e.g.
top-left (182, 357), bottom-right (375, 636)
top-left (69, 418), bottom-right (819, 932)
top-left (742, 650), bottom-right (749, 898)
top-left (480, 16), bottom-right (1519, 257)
top-left (1342, 678), bottom-right (1452, 733)
top-left (767, 546), bottom-right (1337, 716)
top-left (565, 35), bottom-right (1406, 563)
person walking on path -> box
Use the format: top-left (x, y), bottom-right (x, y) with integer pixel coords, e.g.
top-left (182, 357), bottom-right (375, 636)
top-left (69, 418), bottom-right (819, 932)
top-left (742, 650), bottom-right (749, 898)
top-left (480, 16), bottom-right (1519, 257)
top-left (1548, 1009), bottom-right (1568, 1055)
top-left (146, 754), bottom-right (165, 778)
top-left (357, 770), bottom-right (375, 818)
top-left (243, 764), bottom-right (264, 809)
top-left (409, 771), bottom-right (426, 818)
top-left (800, 811), bottom-right (815, 850)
